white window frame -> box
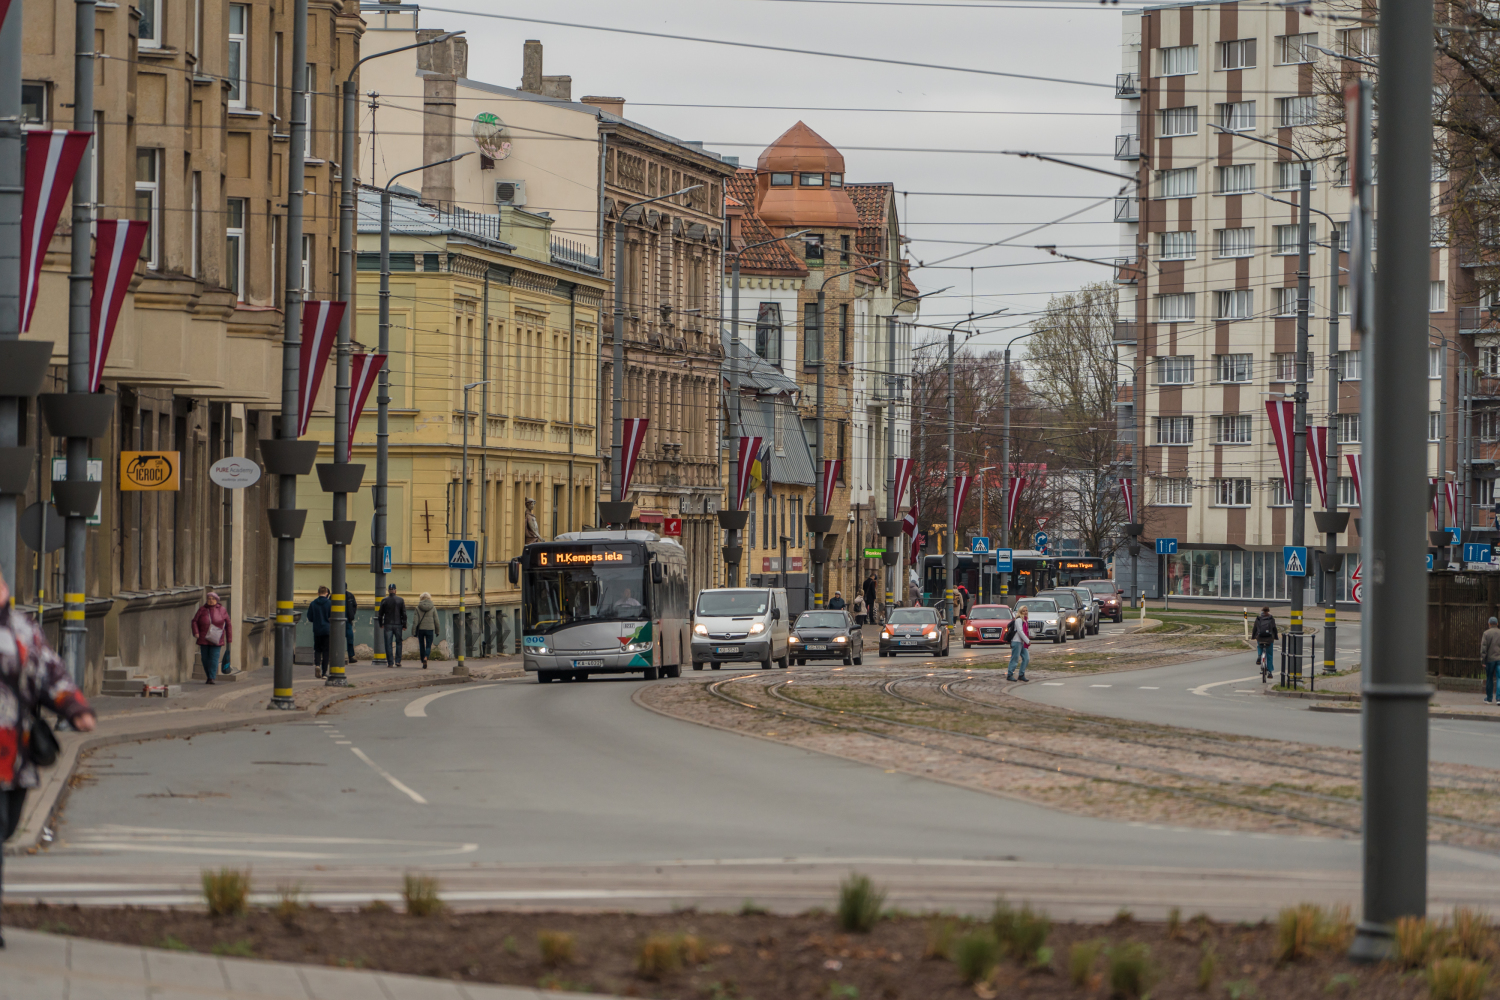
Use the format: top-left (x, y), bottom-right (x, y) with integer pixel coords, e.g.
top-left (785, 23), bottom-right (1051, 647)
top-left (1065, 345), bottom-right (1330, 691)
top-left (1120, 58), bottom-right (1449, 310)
top-left (1216, 288), bottom-right (1253, 320)
top-left (1429, 412), bottom-right (1443, 442)
top-left (1431, 280), bottom-right (1448, 313)
top-left (134, 148), bottom-right (160, 270)
top-left (302, 64), bottom-right (316, 158)
top-left (228, 4), bottom-right (248, 109)
top-left (1155, 477), bottom-right (1192, 505)
top-left (1337, 413), bottom-right (1361, 444)
top-left (190, 171), bottom-right (201, 279)
top-left (1213, 478), bottom-right (1252, 506)
top-left (1159, 106), bottom-right (1198, 137)
top-left (1219, 38), bottom-right (1256, 70)
top-left (1337, 349), bottom-right (1362, 381)
top-left (1337, 285), bottom-right (1350, 315)
top-left (1216, 164), bottom-right (1253, 195)
top-left (1334, 157), bottom-right (1350, 186)
top-left (1215, 414), bottom-right (1252, 443)
top-left (300, 234), bottom-right (312, 295)
top-left (1274, 223), bottom-right (1317, 255)
top-left (1159, 167), bottom-right (1197, 199)
top-left (1158, 45), bottom-right (1199, 76)
top-left (1270, 478), bottom-right (1311, 506)
top-left (1481, 344), bottom-right (1500, 377)
top-left (1156, 294), bottom-right (1195, 323)
top-left (1156, 416), bottom-right (1194, 445)
top-left (1216, 100), bottom-right (1255, 132)
top-left (1217, 227), bottom-right (1253, 258)
top-left (1277, 32), bottom-right (1318, 65)
top-left (1277, 96), bottom-right (1317, 128)
top-left (1216, 353), bottom-right (1253, 383)
top-left (138, 0), bottom-right (162, 49)
top-left (1156, 355), bottom-right (1195, 384)
top-left (1158, 230), bottom-right (1196, 260)
top-left (226, 197), bottom-right (246, 301)
top-left (1338, 476), bottom-right (1360, 506)
top-left (1275, 286), bottom-right (1315, 317)
top-left (1275, 160), bottom-right (1317, 191)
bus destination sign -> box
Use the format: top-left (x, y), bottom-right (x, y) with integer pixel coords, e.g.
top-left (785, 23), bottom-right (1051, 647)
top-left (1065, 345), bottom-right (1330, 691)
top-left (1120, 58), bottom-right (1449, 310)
top-left (530, 546), bottom-right (639, 568)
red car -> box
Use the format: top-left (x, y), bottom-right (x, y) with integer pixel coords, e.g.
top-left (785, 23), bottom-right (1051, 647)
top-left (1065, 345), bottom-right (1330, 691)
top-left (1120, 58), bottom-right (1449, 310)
top-left (962, 604), bottom-right (1015, 648)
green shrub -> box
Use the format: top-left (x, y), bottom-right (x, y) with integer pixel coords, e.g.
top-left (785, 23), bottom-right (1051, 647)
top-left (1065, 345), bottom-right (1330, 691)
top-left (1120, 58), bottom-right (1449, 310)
top-left (636, 934), bottom-right (681, 980)
top-left (1450, 908), bottom-right (1492, 961)
top-left (924, 918), bottom-right (959, 961)
top-left (538, 930), bottom-right (575, 967)
top-left (991, 897), bottom-right (1050, 965)
top-left (211, 939), bottom-right (255, 958)
top-left (1275, 904), bottom-right (1353, 963)
top-left (402, 873), bottom-right (444, 917)
top-left (953, 931), bottom-right (1000, 985)
top-left (835, 873), bottom-right (886, 934)
top-left (1167, 906), bottom-right (1183, 939)
top-left (274, 882), bottom-right (304, 921)
top-left (1196, 944), bottom-right (1217, 992)
top-left (739, 899), bottom-right (769, 916)
top-left (1397, 916), bottom-right (1450, 970)
top-left (1428, 957), bottom-right (1489, 1000)
top-left (1105, 942), bottom-right (1156, 999)
top-left (201, 868), bottom-right (250, 917)
top-left (1068, 938), bottom-right (1105, 988)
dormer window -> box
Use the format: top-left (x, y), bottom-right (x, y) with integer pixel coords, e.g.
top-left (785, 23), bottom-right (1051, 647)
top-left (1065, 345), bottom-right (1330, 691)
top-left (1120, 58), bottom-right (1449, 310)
top-left (800, 172), bottom-right (825, 187)
top-left (770, 172), bottom-right (793, 186)
top-left (830, 173), bottom-right (843, 187)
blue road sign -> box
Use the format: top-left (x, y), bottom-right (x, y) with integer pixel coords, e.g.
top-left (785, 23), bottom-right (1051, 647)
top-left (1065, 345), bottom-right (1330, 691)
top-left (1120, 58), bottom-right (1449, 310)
top-left (1448, 526), bottom-right (1464, 546)
top-left (448, 539), bottom-right (477, 569)
top-left (1427, 553), bottom-right (1436, 572)
top-left (1033, 531), bottom-right (1049, 547)
top-left (382, 545), bottom-right (392, 574)
top-left (995, 548), bottom-right (1014, 573)
top-left (1465, 542), bottom-right (1493, 564)
top-left (1284, 545), bottom-right (1308, 577)
top-left (970, 536), bottom-right (990, 554)
top-left (1155, 537), bottom-right (1178, 555)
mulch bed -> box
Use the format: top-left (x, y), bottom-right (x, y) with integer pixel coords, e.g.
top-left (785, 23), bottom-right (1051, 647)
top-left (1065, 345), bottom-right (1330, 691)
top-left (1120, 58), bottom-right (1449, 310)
top-left (3, 902), bottom-right (1435, 998)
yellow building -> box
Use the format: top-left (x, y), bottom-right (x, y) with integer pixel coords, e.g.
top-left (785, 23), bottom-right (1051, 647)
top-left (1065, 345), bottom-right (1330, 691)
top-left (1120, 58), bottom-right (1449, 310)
top-left (292, 186), bottom-right (607, 645)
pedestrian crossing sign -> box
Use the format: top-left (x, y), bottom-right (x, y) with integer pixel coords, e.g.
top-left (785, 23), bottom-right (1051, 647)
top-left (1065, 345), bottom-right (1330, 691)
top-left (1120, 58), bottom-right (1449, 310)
top-left (1283, 545), bottom-right (1308, 577)
top-left (448, 539), bottom-right (478, 568)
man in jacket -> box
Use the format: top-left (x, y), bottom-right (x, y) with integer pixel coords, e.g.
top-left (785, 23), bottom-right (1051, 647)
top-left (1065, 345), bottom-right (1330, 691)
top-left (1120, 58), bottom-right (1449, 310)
top-left (344, 589), bottom-right (358, 662)
top-left (863, 573), bottom-right (879, 625)
top-left (1482, 616), bottom-right (1500, 703)
top-left (1253, 607), bottom-right (1279, 680)
top-left (306, 587), bottom-right (332, 679)
top-left (377, 584), bottom-right (407, 667)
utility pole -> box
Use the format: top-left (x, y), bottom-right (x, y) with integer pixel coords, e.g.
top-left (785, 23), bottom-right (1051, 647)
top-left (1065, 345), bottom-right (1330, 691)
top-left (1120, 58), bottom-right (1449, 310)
top-left (945, 325), bottom-right (957, 620)
top-left (1349, 11), bottom-right (1432, 951)
top-left (1291, 160), bottom-right (1312, 641)
top-left (0, 2), bottom-right (21, 601)
top-left (458, 379), bottom-right (488, 675)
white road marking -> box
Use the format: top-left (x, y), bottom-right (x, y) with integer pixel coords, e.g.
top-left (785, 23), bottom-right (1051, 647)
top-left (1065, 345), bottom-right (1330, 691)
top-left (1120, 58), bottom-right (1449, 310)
top-left (1041, 682), bottom-right (1064, 686)
top-left (1090, 684), bottom-right (1112, 688)
top-left (404, 684), bottom-right (499, 717)
top-left (335, 741), bottom-right (352, 745)
top-left (1190, 674), bottom-right (1264, 697)
top-left (350, 747), bottom-right (428, 804)
top-left (1139, 686), bottom-right (1159, 690)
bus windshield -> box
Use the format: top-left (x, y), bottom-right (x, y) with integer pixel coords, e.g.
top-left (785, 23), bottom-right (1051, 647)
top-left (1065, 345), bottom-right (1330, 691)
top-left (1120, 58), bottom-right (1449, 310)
top-left (523, 544), bottom-right (649, 632)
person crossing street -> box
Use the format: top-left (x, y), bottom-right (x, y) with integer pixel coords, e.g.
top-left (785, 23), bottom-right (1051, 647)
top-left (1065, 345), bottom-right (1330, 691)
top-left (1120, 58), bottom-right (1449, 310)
top-left (1253, 606), bottom-right (1279, 682)
top-left (377, 584), bottom-right (407, 668)
top-left (1006, 606), bottom-right (1031, 682)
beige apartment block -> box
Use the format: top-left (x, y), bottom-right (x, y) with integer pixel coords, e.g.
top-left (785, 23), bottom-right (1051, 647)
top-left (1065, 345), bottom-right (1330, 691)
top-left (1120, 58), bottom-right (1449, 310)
top-left (1116, 0), bottom-right (1473, 604)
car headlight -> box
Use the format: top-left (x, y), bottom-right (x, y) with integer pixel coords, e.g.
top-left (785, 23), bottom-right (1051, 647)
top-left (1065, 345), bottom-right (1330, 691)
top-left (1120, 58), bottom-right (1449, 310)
top-left (882, 628), bottom-right (893, 637)
top-left (965, 625), bottom-right (976, 632)
top-left (789, 634), bottom-right (801, 643)
top-left (834, 635), bottom-right (848, 643)
top-left (749, 622), bottom-right (766, 635)
top-left (1067, 616), bottom-right (1077, 623)
top-left (923, 627), bottom-right (936, 637)
top-left (624, 641), bottom-right (653, 653)
top-left (693, 623), bottom-right (708, 636)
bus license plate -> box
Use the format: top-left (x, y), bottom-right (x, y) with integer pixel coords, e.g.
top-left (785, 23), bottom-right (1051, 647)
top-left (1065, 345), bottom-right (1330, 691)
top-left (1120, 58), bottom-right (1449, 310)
top-left (899, 639), bottom-right (923, 646)
top-left (714, 646), bottom-right (741, 655)
top-left (573, 659), bottom-right (603, 668)
top-left (804, 644), bottom-right (827, 651)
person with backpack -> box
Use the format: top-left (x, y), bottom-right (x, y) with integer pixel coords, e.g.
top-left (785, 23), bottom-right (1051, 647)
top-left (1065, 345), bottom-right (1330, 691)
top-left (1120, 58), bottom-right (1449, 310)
top-left (306, 586), bottom-right (332, 679)
top-left (1253, 607), bottom-right (1279, 680)
top-left (1006, 606), bottom-right (1031, 682)
top-left (851, 592), bottom-right (867, 626)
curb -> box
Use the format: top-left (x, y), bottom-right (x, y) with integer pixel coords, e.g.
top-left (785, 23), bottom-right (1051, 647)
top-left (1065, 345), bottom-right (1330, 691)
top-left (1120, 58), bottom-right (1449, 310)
top-left (6, 668), bottom-right (518, 857)
top-left (1307, 702), bottom-right (1500, 724)
top-left (1266, 688), bottom-right (1359, 701)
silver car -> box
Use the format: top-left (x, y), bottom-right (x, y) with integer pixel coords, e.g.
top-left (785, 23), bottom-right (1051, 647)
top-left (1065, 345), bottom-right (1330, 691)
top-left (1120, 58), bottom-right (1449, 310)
top-left (1058, 587), bottom-right (1101, 636)
top-left (1013, 597), bottom-right (1064, 644)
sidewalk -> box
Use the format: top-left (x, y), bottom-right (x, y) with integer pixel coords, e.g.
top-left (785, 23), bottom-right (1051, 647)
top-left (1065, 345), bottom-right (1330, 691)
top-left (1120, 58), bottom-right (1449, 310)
top-left (5, 654), bottom-right (523, 856)
top-left (1269, 664), bottom-right (1500, 722)
top-left (0, 928), bottom-right (611, 1000)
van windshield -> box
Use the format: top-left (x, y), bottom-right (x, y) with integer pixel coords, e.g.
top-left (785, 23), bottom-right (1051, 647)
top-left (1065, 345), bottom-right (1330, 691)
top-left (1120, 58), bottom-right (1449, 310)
top-left (696, 590), bottom-right (769, 617)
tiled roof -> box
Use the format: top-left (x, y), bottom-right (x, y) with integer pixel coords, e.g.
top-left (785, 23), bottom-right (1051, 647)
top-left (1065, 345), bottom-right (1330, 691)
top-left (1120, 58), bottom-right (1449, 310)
top-left (899, 260), bottom-right (920, 300)
top-left (842, 181), bottom-right (892, 283)
top-left (725, 169), bottom-right (807, 275)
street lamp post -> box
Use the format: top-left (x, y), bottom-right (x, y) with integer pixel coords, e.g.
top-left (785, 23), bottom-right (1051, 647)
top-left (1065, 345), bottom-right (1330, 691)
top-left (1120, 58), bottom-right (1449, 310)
top-left (977, 463), bottom-right (996, 601)
top-left (999, 328), bottom-right (1042, 600)
top-left (941, 309), bottom-right (1005, 620)
top-left (458, 379), bottom-right (490, 675)
top-left (376, 154), bottom-right (470, 662)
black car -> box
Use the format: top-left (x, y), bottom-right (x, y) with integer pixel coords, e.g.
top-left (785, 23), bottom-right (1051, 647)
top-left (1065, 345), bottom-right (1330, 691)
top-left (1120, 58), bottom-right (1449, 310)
top-left (790, 610), bottom-right (863, 664)
top-left (1081, 579), bottom-right (1125, 623)
top-left (879, 606), bottom-right (951, 658)
top-left (1038, 590), bottom-right (1088, 640)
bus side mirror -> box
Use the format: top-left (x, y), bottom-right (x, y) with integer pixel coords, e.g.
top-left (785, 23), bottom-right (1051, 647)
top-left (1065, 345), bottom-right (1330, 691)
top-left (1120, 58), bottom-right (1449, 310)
top-left (651, 561), bottom-right (663, 584)
top-left (507, 559), bottom-right (520, 586)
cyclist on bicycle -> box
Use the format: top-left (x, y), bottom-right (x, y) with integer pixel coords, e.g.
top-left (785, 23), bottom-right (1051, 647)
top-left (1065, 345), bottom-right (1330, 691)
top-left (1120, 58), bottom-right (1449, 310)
top-left (1252, 606), bottom-right (1279, 681)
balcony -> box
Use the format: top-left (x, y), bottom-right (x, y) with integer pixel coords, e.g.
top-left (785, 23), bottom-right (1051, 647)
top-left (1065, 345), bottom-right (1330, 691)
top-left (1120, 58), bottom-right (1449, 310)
top-left (1114, 258), bottom-right (1140, 285)
top-left (1460, 306), bottom-right (1497, 335)
top-left (1114, 196), bottom-right (1138, 224)
top-left (1116, 73), bottom-right (1140, 98)
top-left (551, 236), bottom-right (602, 274)
top-left (1114, 134), bottom-right (1140, 160)
top-left (1113, 321), bottom-right (1139, 344)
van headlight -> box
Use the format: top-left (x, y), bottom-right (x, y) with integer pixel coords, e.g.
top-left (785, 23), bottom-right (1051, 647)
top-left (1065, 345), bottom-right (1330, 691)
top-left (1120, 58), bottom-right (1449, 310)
top-left (748, 622), bottom-right (766, 635)
top-left (693, 623), bottom-right (708, 636)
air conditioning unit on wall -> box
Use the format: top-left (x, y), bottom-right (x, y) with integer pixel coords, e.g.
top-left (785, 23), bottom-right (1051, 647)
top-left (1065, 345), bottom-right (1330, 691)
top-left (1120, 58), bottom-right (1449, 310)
top-left (495, 180), bottom-right (526, 207)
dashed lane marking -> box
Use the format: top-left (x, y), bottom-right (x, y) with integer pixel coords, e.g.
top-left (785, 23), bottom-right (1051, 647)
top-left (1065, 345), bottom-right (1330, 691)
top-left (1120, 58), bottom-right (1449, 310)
top-left (349, 747), bottom-right (428, 804)
top-left (404, 684), bottom-right (500, 717)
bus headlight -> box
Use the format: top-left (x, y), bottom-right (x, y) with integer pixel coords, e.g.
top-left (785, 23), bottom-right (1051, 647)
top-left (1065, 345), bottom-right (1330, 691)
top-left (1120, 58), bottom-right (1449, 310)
top-left (748, 622), bottom-right (766, 635)
top-left (693, 623), bottom-right (708, 636)
top-left (624, 640), bottom-right (653, 653)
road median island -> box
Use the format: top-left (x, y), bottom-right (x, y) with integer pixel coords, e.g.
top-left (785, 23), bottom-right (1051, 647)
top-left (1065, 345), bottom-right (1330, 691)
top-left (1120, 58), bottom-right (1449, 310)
top-left (639, 665), bottom-right (1500, 851)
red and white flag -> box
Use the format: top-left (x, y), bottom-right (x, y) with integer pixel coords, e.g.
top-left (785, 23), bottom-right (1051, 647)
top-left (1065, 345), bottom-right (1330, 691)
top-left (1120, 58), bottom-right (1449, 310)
top-left (345, 353), bottom-right (386, 462)
top-left (952, 474), bottom-right (973, 524)
top-left (21, 129), bottom-right (92, 333)
top-left (820, 459), bottom-right (842, 515)
top-left (1119, 477), bottom-right (1135, 523)
top-left (1265, 400), bottom-right (1296, 489)
top-left (296, 300), bottom-right (345, 437)
top-left (0, 1), bottom-right (13, 33)
top-left (901, 501), bottom-right (920, 562)
top-left (1345, 454), bottom-right (1362, 507)
top-left (893, 457), bottom-right (915, 511)
top-left (732, 436), bottom-right (763, 512)
top-left (619, 418), bottom-right (649, 498)
top-left (1431, 477), bottom-right (1442, 522)
top-left (88, 219), bottom-right (149, 391)
top-left (1307, 425), bottom-right (1329, 508)
top-left (1006, 477), bottom-right (1027, 535)
top-left (1446, 481), bottom-right (1459, 522)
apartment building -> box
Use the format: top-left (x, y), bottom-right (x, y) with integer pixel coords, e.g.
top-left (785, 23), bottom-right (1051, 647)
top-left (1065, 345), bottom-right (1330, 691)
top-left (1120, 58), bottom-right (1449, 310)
top-left (1116, 0), bottom-right (1470, 602)
top-left (19, 0), bottom-right (356, 686)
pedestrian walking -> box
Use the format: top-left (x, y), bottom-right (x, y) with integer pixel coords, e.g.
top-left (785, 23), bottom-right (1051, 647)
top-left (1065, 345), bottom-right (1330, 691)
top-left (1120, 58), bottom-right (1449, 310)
top-left (828, 591), bottom-right (846, 610)
top-left (377, 584), bottom-right (407, 667)
top-left (190, 590), bottom-right (232, 684)
top-left (851, 593), bottom-right (867, 626)
top-left (1006, 606), bottom-right (1031, 682)
top-left (412, 592), bottom-right (440, 670)
top-left (863, 573), bottom-right (879, 626)
top-left (344, 589), bottom-right (358, 662)
top-left (306, 587), bottom-right (332, 679)
top-left (1253, 606), bottom-right (1279, 681)
top-left (0, 568), bottom-right (95, 948)
top-left (1482, 616), bottom-right (1500, 704)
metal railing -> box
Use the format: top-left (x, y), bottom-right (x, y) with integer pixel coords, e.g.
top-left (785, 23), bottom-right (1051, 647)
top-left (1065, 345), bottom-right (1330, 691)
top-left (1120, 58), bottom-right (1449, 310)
top-left (1279, 630), bottom-right (1319, 691)
top-left (1114, 257), bottom-right (1139, 284)
top-left (1459, 306), bottom-right (1497, 334)
top-left (551, 236), bottom-right (602, 273)
top-left (1116, 73), bottom-right (1140, 98)
top-left (1114, 196), bottom-right (1138, 224)
top-left (1113, 321), bottom-right (1139, 344)
top-left (1114, 133), bottom-right (1140, 160)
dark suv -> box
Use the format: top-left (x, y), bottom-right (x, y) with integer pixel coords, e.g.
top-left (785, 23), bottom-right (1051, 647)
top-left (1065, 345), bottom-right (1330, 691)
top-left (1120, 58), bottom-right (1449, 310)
top-left (1080, 579), bottom-right (1125, 623)
top-left (790, 610), bottom-right (863, 665)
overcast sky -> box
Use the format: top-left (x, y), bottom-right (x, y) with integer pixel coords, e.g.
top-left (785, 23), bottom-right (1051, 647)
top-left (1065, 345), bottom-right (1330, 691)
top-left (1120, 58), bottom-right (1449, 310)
top-left (416, 0), bottom-right (1143, 355)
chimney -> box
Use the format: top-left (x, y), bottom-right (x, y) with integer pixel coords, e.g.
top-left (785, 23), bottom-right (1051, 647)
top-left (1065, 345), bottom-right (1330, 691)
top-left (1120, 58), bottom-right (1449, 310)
top-left (582, 96), bottom-right (626, 118)
top-left (415, 31), bottom-right (468, 207)
top-left (521, 40), bottom-right (543, 93)
top-left (541, 75), bottom-right (572, 101)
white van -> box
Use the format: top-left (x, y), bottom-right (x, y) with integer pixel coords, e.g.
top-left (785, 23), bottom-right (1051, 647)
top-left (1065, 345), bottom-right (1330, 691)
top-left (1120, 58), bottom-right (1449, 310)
top-left (690, 587), bottom-right (791, 670)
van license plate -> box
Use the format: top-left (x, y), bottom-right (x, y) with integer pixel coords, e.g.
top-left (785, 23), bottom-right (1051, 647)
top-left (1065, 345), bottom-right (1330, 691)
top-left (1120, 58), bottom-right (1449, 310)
top-left (573, 659), bottom-right (603, 668)
top-left (714, 646), bottom-right (741, 655)
top-left (804, 644), bottom-right (827, 651)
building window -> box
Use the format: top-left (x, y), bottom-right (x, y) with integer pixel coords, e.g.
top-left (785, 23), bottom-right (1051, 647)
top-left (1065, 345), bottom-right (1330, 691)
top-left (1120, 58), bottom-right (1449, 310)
top-left (1159, 106), bottom-right (1198, 137)
top-left (1216, 353), bottom-right (1253, 382)
top-left (1155, 477), bottom-right (1192, 504)
top-left (1219, 38), bottom-right (1256, 70)
top-left (1337, 285), bottom-right (1350, 315)
top-left (803, 234), bottom-right (823, 262)
top-left (755, 302), bottom-right (782, 364)
top-left (1215, 415), bottom-right (1252, 443)
top-left (300, 234), bottom-right (312, 295)
top-left (1216, 100), bottom-right (1255, 131)
top-left (799, 172), bottom-right (824, 187)
top-left (138, 0), bottom-right (161, 48)
top-left (1213, 478), bottom-right (1252, 506)
top-left (20, 82), bottom-right (48, 125)
top-left (228, 5), bottom-right (248, 108)
top-left (1337, 349), bottom-right (1362, 381)
top-left (1158, 45), bottom-right (1198, 76)
top-left (830, 173), bottom-right (843, 187)
top-left (1274, 286), bottom-right (1315, 316)
top-left (1274, 223), bottom-right (1317, 255)
top-left (1337, 413), bottom-right (1361, 444)
top-left (1432, 215), bottom-right (1450, 247)
top-left (1332, 221), bottom-right (1350, 251)
top-left (840, 234), bottom-right (850, 263)
top-left (1334, 157), bottom-right (1350, 186)
top-left (1483, 345), bottom-right (1500, 377)
top-left (226, 198), bottom-right (245, 301)
top-left (1277, 32), bottom-right (1318, 64)
top-left (1429, 412), bottom-right (1443, 442)
top-left (1216, 164), bottom-right (1253, 195)
top-left (190, 172), bottom-right (201, 278)
top-left (1277, 96), bottom-right (1317, 128)
top-left (1339, 26), bottom-right (1377, 57)
top-left (803, 302), bottom-right (820, 364)
top-left (770, 172), bottom-right (792, 186)
top-left (1156, 416), bottom-right (1194, 445)
top-left (1158, 230), bottom-right (1196, 260)
top-left (838, 303), bottom-right (849, 362)
top-left (1158, 167), bottom-right (1197, 199)
top-left (134, 148), bottom-right (160, 269)
top-left (1431, 280), bottom-right (1448, 312)
top-left (1275, 160), bottom-right (1316, 190)
top-left (1217, 227), bottom-right (1254, 257)
top-left (1156, 294), bottom-right (1195, 323)
top-left (1271, 478), bottom-right (1311, 506)
top-left (1338, 476), bottom-right (1360, 506)
top-left (1216, 289), bottom-right (1253, 321)
top-left (302, 64), bottom-right (316, 157)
